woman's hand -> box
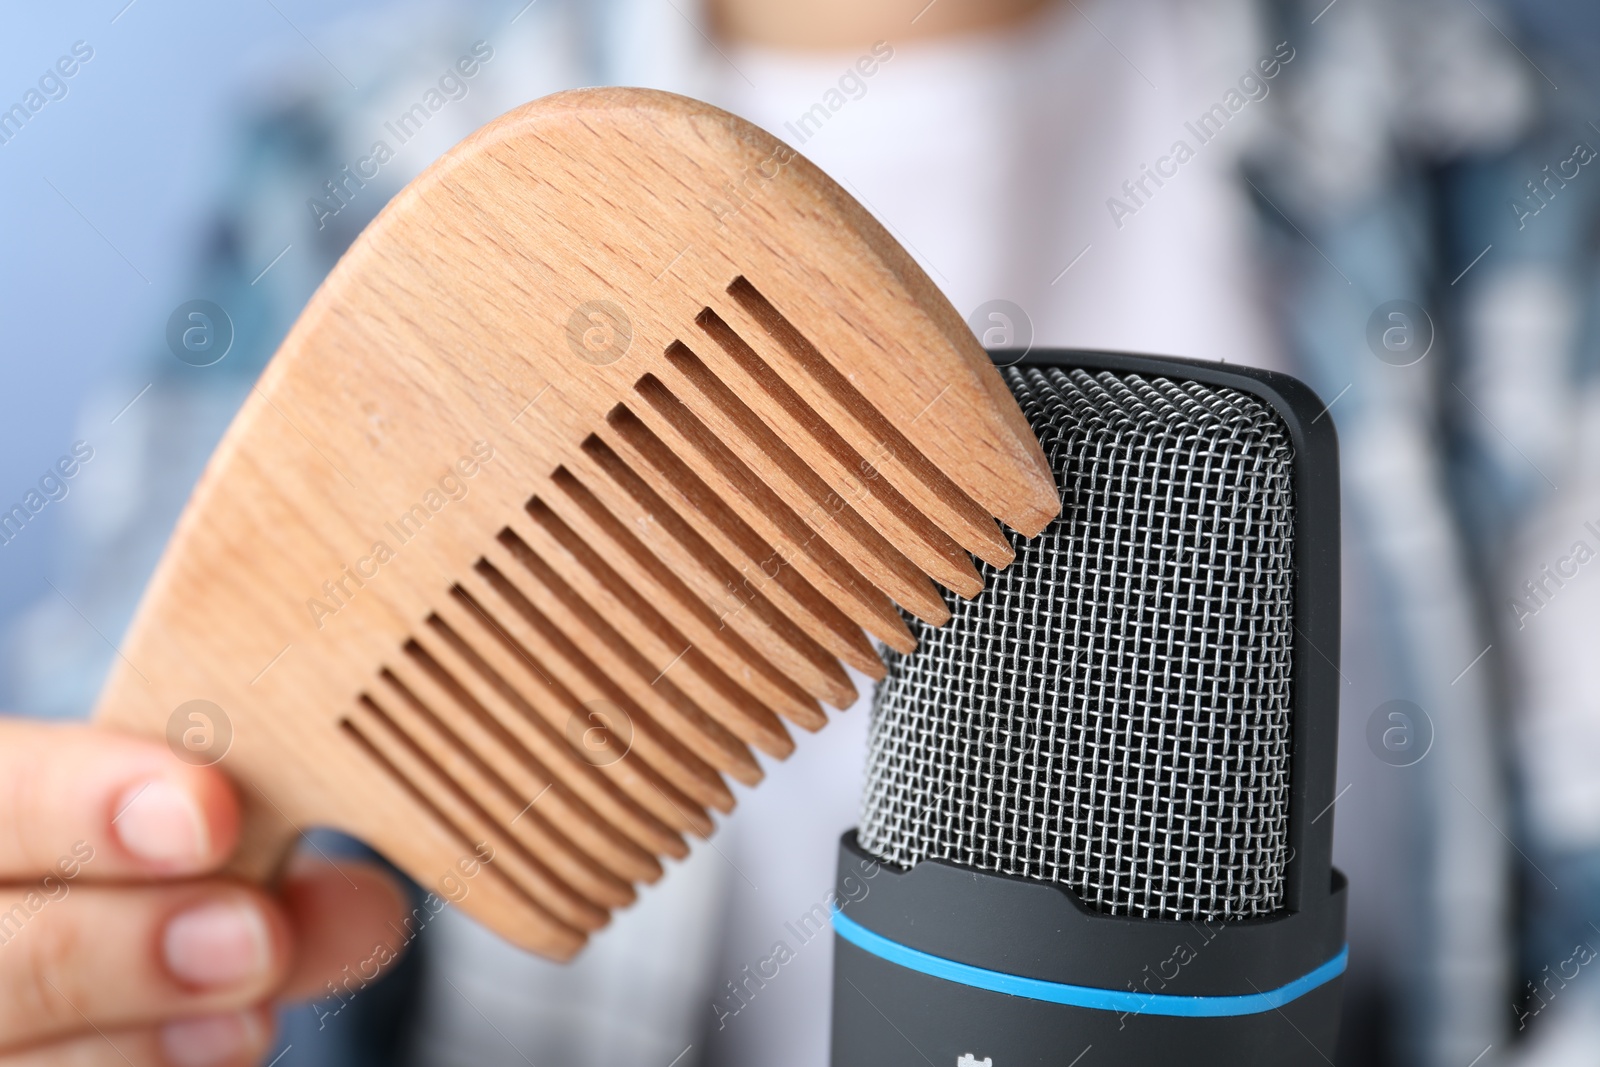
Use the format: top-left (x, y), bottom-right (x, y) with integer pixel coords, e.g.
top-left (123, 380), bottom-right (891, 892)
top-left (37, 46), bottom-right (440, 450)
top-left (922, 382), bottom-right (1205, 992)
top-left (0, 719), bottom-right (409, 1066)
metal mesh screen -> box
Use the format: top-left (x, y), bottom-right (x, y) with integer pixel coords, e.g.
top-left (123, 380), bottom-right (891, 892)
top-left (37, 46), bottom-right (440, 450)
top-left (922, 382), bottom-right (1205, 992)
top-left (859, 367), bottom-right (1296, 921)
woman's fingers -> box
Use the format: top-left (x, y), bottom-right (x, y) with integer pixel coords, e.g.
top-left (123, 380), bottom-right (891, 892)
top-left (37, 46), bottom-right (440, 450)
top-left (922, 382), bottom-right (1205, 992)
top-left (0, 860), bottom-right (411, 1057)
top-left (0, 880), bottom-right (289, 1050)
top-left (0, 720), bottom-right (239, 881)
top-left (0, 718), bottom-right (412, 1059)
top-left (278, 858), bottom-right (411, 1002)
top-left (0, 1008), bottom-right (274, 1067)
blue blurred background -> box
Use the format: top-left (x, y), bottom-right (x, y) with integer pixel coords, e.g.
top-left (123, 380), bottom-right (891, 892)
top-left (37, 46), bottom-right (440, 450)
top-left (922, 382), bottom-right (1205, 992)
top-left (0, 0), bottom-right (395, 636)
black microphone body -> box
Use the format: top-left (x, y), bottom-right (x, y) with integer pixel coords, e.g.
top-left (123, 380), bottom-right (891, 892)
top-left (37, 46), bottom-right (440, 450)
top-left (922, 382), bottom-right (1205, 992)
top-left (831, 350), bottom-right (1346, 1066)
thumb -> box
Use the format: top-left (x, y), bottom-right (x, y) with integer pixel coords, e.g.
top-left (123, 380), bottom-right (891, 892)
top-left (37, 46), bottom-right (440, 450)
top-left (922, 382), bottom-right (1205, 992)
top-left (276, 858), bottom-right (412, 1003)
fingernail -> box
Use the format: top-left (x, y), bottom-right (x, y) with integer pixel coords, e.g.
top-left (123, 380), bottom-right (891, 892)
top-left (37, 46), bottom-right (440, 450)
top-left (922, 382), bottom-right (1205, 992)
top-left (160, 1012), bottom-right (259, 1067)
top-left (164, 899), bottom-right (272, 988)
top-left (114, 779), bottom-right (208, 867)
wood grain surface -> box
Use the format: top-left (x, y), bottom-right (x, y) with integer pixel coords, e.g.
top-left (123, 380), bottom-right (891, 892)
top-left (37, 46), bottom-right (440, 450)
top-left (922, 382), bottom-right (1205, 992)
top-left (92, 87), bottom-right (1058, 960)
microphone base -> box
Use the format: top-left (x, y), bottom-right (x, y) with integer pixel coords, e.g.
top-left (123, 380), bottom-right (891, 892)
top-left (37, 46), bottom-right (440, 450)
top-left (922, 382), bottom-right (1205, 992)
top-left (833, 938), bottom-right (1343, 1066)
top-left (830, 833), bottom-right (1346, 1067)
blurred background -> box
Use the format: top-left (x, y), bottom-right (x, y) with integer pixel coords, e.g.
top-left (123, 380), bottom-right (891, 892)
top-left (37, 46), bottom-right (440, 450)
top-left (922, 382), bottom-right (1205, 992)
top-left (4, 0), bottom-right (1600, 1064)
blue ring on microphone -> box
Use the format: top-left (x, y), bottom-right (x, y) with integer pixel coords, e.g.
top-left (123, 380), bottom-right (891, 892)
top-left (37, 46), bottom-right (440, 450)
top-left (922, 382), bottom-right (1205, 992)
top-left (831, 909), bottom-right (1348, 1018)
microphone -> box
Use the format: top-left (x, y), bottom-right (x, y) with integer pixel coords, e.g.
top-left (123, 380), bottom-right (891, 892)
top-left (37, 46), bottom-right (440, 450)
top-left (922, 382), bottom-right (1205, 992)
top-left (830, 350), bottom-right (1347, 1066)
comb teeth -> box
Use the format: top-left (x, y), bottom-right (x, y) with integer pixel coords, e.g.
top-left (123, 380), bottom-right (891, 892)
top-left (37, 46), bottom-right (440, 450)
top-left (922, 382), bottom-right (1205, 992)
top-left (344, 277), bottom-right (1011, 927)
top-left (94, 89), bottom-right (1062, 963)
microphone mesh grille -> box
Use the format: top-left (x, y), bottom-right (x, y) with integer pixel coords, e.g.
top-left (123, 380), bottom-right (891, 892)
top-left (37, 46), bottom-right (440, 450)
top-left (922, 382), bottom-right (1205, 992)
top-left (860, 367), bottom-right (1296, 921)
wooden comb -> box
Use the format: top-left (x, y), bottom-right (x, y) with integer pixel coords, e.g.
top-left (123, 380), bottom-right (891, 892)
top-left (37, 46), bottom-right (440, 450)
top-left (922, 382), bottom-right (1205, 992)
top-left (93, 87), bottom-right (1057, 960)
